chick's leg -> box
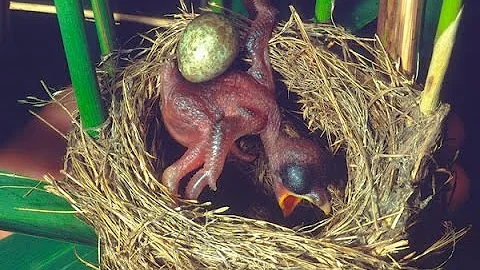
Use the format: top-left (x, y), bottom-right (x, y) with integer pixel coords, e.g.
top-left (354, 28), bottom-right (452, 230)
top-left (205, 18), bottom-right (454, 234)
top-left (162, 142), bottom-right (206, 196)
top-left (245, 0), bottom-right (277, 91)
top-left (184, 121), bottom-right (236, 199)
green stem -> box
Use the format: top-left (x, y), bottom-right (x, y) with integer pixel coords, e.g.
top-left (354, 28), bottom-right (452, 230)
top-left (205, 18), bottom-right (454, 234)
top-left (90, 0), bottom-right (116, 57)
top-left (91, 0), bottom-right (116, 75)
top-left (435, 0), bottom-right (463, 42)
top-left (54, 0), bottom-right (105, 138)
top-left (420, 6), bottom-right (463, 115)
top-left (210, 0), bottom-right (223, 13)
top-left (315, 0), bottom-right (333, 23)
top-left (0, 172), bottom-right (97, 246)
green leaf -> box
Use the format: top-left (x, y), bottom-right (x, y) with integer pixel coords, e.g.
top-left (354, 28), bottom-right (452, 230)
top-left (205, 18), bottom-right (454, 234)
top-left (0, 172), bottom-right (97, 246)
top-left (0, 233), bottom-right (98, 270)
top-left (334, 0), bottom-right (379, 32)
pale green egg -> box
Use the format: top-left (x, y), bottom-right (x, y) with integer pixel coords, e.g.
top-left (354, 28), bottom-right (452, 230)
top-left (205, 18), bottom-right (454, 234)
top-left (177, 13), bottom-right (239, 83)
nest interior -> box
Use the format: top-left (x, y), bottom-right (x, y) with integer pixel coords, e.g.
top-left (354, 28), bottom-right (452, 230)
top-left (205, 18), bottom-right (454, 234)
top-left (51, 5), bottom-right (467, 270)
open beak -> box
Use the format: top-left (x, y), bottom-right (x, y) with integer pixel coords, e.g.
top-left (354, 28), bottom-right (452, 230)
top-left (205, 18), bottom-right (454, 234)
top-left (275, 183), bottom-right (332, 217)
top-left (277, 185), bottom-right (303, 217)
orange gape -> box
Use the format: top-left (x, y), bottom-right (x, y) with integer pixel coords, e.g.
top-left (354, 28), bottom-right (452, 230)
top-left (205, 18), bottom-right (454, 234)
top-left (160, 0), bottom-right (332, 216)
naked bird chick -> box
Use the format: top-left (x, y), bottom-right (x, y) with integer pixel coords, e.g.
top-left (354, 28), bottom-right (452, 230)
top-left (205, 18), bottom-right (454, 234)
top-left (159, 0), bottom-right (332, 216)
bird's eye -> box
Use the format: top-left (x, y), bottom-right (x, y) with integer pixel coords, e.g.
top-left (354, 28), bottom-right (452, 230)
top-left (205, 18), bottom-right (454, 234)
top-left (279, 164), bottom-right (314, 195)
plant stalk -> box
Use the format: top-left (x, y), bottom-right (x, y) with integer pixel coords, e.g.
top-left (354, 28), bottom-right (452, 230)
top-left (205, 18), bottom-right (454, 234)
top-left (90, 0), bottom-right (116, 57)
top-left (90, 0), bottom-right (116, 75)
top-left (315, 0), bottom-right (333, 23)
top-left (209, 0), bottom-right (223, 13)
top-left (9, 2), bottom-right (173, 28)
top-left (420, 3), bottom-right (463, 115)
top-left (377, 0), bottom-right (425, 78)
top-left (54, 0), bottom-right (105, 138)
top-left (435, 0), bottom-right (463, 42)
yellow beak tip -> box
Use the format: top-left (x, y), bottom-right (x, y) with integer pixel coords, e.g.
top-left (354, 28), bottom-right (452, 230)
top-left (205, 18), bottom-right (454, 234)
top-left (278, 194), bottom-right (302, 217)
top-left (317, 201), bottom-right (332, 216)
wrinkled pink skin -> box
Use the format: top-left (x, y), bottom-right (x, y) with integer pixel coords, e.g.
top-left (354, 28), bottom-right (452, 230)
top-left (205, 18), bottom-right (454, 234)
top-left (160, 0), bottom-right (329, 206)
top-left (160, 64), bottom-right (279, 198)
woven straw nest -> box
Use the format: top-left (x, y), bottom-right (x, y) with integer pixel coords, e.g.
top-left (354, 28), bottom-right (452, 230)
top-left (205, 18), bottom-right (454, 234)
top-left (51, 3), bottom-right (468, 269)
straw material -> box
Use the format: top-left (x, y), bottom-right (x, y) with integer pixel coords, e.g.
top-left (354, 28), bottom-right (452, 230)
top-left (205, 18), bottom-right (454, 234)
top-left (51, 4), bottom-right (467, 269)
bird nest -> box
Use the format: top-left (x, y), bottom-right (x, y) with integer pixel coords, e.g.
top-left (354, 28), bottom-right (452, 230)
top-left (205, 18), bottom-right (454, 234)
top-left (52, 5), bottom-right (467, 270)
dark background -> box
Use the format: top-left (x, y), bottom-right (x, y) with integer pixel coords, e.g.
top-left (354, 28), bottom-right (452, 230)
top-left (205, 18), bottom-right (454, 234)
top-left (0, 0), bottom-right (478, 269)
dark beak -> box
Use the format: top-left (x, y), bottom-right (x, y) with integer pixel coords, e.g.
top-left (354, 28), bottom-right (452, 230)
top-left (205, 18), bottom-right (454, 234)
top-left (304, 195), bottom-right (332, 216)
top-left (302, 186), bottom-right (332, 215)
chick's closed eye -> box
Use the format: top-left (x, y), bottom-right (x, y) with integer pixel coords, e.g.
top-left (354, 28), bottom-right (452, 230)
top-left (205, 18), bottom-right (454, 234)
top-left (280, 163), bottom-right (314, 195)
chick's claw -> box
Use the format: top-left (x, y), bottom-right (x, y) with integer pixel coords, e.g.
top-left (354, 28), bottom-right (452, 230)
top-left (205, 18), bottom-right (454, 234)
top-left (185, 123), bottom-right (242, 199)
top-left (161, 143), bottom-right (206, 197)
top-left (184, 171), bottom-right (210, 200)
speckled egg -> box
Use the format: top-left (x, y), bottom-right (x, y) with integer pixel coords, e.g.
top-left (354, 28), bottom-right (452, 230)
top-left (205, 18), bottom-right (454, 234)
top-left (177, 12), bottom-right (239, 83)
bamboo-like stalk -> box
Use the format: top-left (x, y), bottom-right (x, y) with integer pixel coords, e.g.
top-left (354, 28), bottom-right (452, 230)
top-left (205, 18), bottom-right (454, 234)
top-left (90, 0), bottom-right (116, 75)
top-left (54, 0), bottom-right (105, 137)
top-left (376, 0), bottom-right (396, 51)
top-left (9, 2), bottom-right (173, 27)
top-left (398, 0), bottom-right (424, 77)
top-left (435, 0), bottom-right (463, 42)
top-left (420, 1), bottom-right (463, 115)
top-left (314, 0), bottom-right (333, 23)
top-left (0, 172), bottom-right (97, 246)
top-left (90, 0), bottom-right (116, 57)
top-left (209, 0), bottom-right (224, 13)
top-left (377, 0), bottom-right (424, 78)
